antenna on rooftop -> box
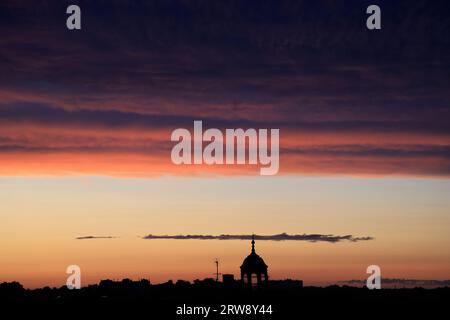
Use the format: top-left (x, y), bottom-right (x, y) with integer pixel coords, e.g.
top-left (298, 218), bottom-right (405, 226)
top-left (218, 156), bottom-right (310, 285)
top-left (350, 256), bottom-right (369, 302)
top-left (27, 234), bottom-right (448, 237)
top-left (214, 258), bottom-right (222, 282)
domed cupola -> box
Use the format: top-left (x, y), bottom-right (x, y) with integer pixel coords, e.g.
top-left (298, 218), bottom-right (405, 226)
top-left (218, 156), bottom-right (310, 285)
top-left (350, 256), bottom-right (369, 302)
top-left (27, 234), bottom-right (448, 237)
top-left (240, 235), bottom-right (268, 287)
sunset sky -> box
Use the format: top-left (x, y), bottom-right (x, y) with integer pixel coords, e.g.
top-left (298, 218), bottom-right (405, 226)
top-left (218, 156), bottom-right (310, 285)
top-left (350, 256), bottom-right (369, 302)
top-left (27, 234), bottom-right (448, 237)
top-left (1, 0), bottom-right (450, 288)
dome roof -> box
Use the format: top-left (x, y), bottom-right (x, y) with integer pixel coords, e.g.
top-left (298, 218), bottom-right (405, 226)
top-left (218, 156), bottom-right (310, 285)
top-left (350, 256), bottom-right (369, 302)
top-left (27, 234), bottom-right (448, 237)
top-left (241, 252), bottom-right (268, 272)
top-left (240, 236), bottom-right (268, 273)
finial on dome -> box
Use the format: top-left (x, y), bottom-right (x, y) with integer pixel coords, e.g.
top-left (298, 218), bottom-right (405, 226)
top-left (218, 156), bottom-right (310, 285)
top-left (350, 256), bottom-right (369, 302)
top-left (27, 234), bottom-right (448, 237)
top-left (251, 234), bottom-right (255, 253)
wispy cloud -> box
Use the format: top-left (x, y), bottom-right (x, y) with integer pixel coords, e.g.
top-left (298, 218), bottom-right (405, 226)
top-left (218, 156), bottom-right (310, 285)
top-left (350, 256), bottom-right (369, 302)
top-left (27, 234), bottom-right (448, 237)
top-left (75, 236), bottom-right (116, 240)
top-left (142, 233), bottom-right (373, 243)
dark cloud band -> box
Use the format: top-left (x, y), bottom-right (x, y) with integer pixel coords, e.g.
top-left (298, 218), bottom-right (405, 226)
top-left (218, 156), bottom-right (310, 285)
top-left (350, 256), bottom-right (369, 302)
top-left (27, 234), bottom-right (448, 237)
top-left (1, 1), bottom-right (449, 177)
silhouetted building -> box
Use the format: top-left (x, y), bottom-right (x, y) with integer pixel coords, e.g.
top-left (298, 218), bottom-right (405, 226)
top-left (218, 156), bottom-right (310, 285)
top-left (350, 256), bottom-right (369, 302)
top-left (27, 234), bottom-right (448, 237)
top-left (240, 235), bottom-right (268, 288)
top-left (222, 274), bottom-right (234, 285)
top-left (270, 279), bottom-right (303, 289)
top-left (222, 274), bottom-right (235, 285)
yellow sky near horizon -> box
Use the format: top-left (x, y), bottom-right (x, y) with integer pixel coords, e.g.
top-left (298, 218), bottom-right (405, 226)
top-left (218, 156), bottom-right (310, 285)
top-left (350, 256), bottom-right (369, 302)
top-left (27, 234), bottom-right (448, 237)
top-left (1, 176), bottom-right (450, 288)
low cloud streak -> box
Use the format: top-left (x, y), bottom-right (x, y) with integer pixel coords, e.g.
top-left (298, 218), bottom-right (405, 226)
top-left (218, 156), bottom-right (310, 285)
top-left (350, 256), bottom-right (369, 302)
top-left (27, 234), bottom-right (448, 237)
top-left (142, 233), bottom-right (373, 243)
top-left (341, 278), bottom-right (450, 287)
top-left (76, 236), bottom-right (116, 240)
